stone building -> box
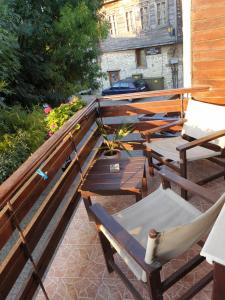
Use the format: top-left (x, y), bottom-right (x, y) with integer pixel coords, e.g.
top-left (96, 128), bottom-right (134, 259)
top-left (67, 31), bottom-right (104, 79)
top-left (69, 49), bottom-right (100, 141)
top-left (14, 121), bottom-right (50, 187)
top-left (100, 0), bottom-right (183, 90)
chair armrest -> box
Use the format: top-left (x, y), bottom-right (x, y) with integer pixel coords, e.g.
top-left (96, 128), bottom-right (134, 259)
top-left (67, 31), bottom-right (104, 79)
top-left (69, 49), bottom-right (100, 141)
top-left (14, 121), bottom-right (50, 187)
top-left (159, 166), bottom-right (219, 203)
top-left (176, 130), bottom-right (225, 152)
top-left (143, 119), bottom-right (186, 137)
top-left (90, 203), bottom-right (161, 273)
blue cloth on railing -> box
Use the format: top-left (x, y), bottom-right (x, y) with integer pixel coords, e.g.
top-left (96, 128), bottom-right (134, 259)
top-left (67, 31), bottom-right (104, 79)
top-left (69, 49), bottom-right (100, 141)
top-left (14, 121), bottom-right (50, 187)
top-left (36, 168), bottom-right (48, 180)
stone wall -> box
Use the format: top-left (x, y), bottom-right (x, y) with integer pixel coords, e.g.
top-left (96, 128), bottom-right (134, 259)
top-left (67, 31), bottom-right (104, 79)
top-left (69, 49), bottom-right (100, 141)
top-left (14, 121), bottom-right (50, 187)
top-left (100, 0), bottom-right (182, 52)
top-left (100, 43), bottom-right (183, 90)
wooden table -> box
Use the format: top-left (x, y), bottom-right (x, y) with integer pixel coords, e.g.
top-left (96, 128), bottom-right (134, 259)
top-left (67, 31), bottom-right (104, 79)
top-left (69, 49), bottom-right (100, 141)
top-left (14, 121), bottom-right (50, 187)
top-left (79, 157), bottom-right (148, 218)
top-left (201, 203), bottom-right (225, 300)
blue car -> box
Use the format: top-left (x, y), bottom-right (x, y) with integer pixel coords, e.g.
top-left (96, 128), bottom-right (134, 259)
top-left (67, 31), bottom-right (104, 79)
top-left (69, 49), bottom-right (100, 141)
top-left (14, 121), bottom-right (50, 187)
top-left (102, 78), bottom-right (149, 96)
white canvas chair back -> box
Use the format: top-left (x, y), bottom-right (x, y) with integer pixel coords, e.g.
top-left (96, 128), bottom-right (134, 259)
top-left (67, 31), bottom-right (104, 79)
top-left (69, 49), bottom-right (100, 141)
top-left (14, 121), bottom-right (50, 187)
top-left (181, 100), bottom-right (225, 148)
top-left (143, 192), bottom-right (225, 281)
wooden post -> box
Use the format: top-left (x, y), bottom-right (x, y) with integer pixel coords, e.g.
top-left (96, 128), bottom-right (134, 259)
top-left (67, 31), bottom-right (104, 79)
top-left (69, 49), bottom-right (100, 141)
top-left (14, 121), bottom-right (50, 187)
top-left (212, 263), bottom-right (225, 300)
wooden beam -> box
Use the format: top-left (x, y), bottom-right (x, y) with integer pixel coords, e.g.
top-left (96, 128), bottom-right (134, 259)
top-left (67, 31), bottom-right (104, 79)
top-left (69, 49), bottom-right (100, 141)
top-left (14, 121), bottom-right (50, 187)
top-left (105, 120), bottom-right (182, 133)
top-left (100, 99), bottom-right (188, 117)
top-left (99, 87), bottom-right (209, 101)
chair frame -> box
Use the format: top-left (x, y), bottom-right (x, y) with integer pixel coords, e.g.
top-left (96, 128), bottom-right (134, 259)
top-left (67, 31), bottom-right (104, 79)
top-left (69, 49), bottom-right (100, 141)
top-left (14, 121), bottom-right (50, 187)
top-left (90, 167), bottom-right (218, 300)
top-left (144, 118), bottom-right (225, 199)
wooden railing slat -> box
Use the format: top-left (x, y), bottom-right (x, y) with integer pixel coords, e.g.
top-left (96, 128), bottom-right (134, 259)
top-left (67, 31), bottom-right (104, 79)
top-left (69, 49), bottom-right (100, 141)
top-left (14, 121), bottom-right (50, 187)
top-left (105, 120), bottom-right (183, 133)
top-left (100, 99), bottom-right (187, 117)
top-left (99, 86), bottom-right (209, 101)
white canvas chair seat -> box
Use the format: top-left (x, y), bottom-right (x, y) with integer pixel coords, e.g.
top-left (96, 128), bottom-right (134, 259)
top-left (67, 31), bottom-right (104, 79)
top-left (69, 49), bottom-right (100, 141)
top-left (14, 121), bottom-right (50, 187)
top-left (182, 100), bottom-right (225, 148)
top-left (148, 136), bottom-right (221, 162)
top-left (100, 187), bottom-right (225, 282)
top-left (145, 100), bottom-right (225, 161)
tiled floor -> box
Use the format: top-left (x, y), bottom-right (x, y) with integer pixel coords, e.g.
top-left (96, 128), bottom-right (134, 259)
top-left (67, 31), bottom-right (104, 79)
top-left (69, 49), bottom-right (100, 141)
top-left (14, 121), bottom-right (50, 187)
top-left (36, 160), bottom-right (224, 300)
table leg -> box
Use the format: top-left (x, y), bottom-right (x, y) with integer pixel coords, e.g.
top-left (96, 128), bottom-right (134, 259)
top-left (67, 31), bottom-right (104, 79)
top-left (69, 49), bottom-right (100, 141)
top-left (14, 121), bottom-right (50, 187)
top-left (83, 196), bottom-right (94, 221)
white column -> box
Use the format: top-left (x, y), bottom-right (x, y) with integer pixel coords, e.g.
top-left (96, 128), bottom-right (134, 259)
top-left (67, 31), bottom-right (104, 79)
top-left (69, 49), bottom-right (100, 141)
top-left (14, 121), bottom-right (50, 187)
top-left (182, 0), bottom-right (192, 87)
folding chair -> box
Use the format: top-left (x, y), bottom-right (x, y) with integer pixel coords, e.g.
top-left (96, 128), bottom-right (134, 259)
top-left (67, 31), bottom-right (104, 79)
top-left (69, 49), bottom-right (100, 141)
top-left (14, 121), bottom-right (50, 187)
top-left (144, 100), bottom-right (225, 198)
top-left (91, 167), bottom-right (225, 300)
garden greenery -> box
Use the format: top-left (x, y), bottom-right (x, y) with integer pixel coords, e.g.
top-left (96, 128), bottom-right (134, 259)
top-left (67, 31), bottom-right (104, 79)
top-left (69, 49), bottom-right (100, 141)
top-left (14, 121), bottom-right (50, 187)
top-left (0, 98), bottom-right (86, 183)
top-left (0, 106), bottom-right (47, 183)
top-left (46, 97), bottom-right (85, 134)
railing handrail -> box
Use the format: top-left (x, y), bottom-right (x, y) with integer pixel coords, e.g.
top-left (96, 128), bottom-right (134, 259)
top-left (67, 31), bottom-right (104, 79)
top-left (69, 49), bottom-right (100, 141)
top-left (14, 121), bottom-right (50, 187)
top-left (0, 99), bottom-right (97, 207)
top-left (99, 86), bottom-right (210, 101)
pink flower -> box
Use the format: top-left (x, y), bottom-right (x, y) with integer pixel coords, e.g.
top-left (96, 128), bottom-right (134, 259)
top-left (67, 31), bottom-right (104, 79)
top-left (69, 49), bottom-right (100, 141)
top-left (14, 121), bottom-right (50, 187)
top-left (44, 106), bottom-right (52, 114)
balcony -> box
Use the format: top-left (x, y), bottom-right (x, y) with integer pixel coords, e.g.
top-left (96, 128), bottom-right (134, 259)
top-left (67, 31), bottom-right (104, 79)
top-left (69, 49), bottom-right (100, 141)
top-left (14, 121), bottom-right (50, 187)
top-left (0, 87), bottom-right (224, 299)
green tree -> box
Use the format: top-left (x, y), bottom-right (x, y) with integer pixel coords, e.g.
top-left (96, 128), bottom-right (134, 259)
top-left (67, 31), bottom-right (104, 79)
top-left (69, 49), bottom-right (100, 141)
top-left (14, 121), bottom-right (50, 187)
top-left (4, 0), bottom-right (107, 106)
top-left (0, 2), bottom-right (20, 94)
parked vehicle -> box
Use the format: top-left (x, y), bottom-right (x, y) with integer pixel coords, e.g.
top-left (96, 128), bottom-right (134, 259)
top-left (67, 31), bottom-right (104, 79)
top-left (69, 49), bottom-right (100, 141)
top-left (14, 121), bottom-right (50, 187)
top-left (101, 78), bottom-right (149, 96)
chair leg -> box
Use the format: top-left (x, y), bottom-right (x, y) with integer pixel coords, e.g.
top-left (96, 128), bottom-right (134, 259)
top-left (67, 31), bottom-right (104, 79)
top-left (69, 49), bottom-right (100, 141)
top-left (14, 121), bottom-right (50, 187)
top-left (180, 152), bottom-right (188, 200)
top-left (98, 231), bottom-right (114, 273)
top-left (83, 196), bottom-right (94, 221)
top-left (147, 269), bottom-right (163, 300)
top-left (148, 151), bottom-right (154, 176)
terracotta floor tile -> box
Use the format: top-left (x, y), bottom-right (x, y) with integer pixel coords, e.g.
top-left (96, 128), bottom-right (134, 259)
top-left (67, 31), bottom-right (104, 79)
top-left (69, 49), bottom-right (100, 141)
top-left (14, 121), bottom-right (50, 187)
top-left (61, 218), bottom-right (99, 245)
top-left (46, 244), bottom-right (96, 278)
top-left (36, 277), bottom-right (101, 300)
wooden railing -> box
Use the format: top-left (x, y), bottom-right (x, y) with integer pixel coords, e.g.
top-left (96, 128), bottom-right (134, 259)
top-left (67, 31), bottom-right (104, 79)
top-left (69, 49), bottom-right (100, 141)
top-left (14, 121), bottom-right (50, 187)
top-left (0, 86), bottom-right (210, 299)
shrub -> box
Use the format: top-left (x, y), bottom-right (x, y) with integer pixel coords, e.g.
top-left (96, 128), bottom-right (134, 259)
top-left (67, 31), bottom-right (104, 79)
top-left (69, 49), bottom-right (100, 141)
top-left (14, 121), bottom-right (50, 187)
top-left (0, 106), bottom-right (47, 183)
top-left (46, 96), bottom-right (86, 134)
top-left (0, 98), bottom-right (86, 183)
top-left (0, 131), bottom-right (30, 182)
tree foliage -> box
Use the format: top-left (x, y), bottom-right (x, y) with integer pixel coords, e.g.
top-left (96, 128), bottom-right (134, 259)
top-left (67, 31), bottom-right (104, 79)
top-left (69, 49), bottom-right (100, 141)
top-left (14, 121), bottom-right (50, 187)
top-left (1, 0), bottom-right (107, 106)
top-left (0, 2), bottom-right (20, 93)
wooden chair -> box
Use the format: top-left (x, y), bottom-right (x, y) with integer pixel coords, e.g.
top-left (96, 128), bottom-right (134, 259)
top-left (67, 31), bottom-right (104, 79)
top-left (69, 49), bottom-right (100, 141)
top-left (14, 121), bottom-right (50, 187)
top-left (144, 99), bottom-right (225, 198)
top-left (90, 167), bottom-right (225, 300)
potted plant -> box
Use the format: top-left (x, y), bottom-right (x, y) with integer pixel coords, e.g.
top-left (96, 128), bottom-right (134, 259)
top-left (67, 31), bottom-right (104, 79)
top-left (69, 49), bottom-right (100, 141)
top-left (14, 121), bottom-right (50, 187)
top-left (96, 119), bottom-right (134, 159)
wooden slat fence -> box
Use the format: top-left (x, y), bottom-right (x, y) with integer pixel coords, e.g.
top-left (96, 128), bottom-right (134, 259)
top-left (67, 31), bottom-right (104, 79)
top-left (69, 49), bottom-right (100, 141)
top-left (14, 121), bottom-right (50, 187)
top-left (0, 100), bottom-right (100, 299)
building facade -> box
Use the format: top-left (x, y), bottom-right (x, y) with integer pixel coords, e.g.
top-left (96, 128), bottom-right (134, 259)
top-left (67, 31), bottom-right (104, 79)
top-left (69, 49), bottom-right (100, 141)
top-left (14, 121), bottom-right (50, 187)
top-left (100, 0), bottom-right (183, 90)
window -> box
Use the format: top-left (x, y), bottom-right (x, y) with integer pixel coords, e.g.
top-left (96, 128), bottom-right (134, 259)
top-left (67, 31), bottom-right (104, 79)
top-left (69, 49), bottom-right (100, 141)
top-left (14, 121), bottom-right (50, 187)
top-left (126, 11), bottom-right (134, 32)
top-left (108, 15), bottom-right (117, 36)
top-left (140, 6), bottom-right (149, 30)
top-left (156, 1), bottom-right (167, 26)
top-left (136, 49), bottom-right (147, 68)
